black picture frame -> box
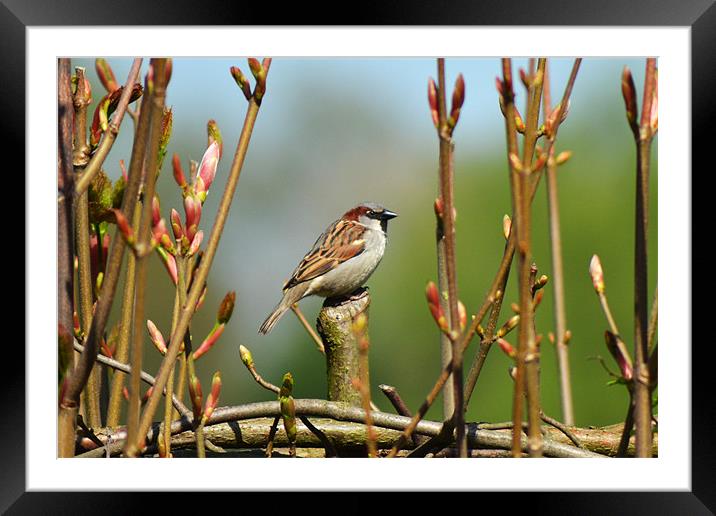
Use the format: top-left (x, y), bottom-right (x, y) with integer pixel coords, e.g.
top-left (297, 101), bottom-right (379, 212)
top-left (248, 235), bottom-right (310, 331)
top-left (7, 0), bottom-right (708, 512)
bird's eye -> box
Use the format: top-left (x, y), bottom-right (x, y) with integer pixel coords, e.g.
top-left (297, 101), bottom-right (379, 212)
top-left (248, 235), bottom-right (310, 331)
top-left (367, 210), bottom-right (374, 216)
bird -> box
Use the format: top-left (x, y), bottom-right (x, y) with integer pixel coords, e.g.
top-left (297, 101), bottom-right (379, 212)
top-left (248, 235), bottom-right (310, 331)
top-left (258, 202), bottom-right (398, 335)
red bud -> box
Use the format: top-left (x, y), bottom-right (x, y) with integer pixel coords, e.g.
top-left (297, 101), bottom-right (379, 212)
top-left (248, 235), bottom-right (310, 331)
top-left (170, 208), bottom-right (184, 242)
top-left (621, 66), bottom-right (638, 135)
top-left (230, 66), bottom-right (252, 101)
top-left (217, 291), bottom-right (236, 324)
top-left (449, 74), bottom-right (465, 128)
top-left (151, 196), bottom-right (161, 227)
top-left (112, 209), bottom-right (134, 244)
top-left (194, 141), bottom-right (220, 203)
top-left (172, 153), bottom-right (187, 189)
top-left (428, 78), bottom-right (439, 128)
top-left (95, 58), bottom-right (119, 92)
top-left (497, 338), bottom-right (516, 359)
top-left (157, 248), bottom-right (178, 285)
top-left (605, 331), bottom-right (633, 381)
top-left (203, 371), bottom-right (222, 422)
top-left (426, 281), bottom-right (448, 332)
top-left (519, 68), bottom-right (529, 89)
top-left (188, 375), bottom-right (203, 421)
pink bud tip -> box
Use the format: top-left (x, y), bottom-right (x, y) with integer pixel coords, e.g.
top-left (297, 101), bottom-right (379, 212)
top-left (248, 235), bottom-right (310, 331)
top-left (151, 196), bottom-right (161, 226)
top-left (183, 195), bottom-right (202, 241)
top-left (195, 141), bottom-right (220, 199)
top-left (188, 230), bottom-right (203, 256)
top-left (162, 252), bottom-right (178, 285)
top-left (112, 209), bottom-right (134, 243)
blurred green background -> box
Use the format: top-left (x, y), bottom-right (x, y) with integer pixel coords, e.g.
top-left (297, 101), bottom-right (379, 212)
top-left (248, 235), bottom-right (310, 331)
top-left (72, 57), bottom-right (657, 428)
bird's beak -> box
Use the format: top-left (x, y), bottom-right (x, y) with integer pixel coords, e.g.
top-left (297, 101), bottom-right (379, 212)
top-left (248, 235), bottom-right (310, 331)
top-left (381, 209), bottom-right (398, 220)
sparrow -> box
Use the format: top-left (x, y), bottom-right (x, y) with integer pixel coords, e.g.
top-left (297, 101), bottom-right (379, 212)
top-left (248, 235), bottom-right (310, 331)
top-left (258, 202), bottom-right (398, 335)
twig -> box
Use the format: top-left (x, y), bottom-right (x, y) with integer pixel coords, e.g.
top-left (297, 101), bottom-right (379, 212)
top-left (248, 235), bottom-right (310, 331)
top-left (73, 340), bottom-right (190, 417)
top-left (379, 384), bottom-right (412, 417)
top-left (195, 420), bottom-right (207, 458)
top-left (498, 58), bottom-right (527, 459)
top-left (299, 416), bottom-right (337, 457)
top-left (477, 421), bottom-right (528, 432)
top-left (126, 58), bottom-right (169, 457)
top-left (647, 286), bottom-right (658, 355)
top-left (632, 58), bottom-right (657, 457)
top-left (265, 416), bottom-right (281, 457)
top-left (463, 241), bottom-right (512, 409)
top-left (175, 256), bottom-right (205, 458)
top-left (133, 59), bottom-right (273, 449)
top-left (617, 398), bottom-right (635, 457)
top-left (106, 205), bottom-right (141, 427)
top-left (647, 287), bottom-right (658, 388)
top-left (291, 304), bottom-right (325, 354)
top-left (516, 58), bottom-right (546, 458)
top-left (353, 314), bottom-right (377, 457)
top-left (435, 59), bottom-right (465, 456)
top-left (379, 384), bottom-right (427, 448)
top-left (57, 59), bottom-right (76, 457)
top-left (542, 63), bottom-right (575, 426)
top-left (239, 345), bottom-right (281, 394)
top-left (407, 419), bottom-right (454, 458)
top-left (72, 66), bottom-right (102, 429)
top-left (160, 292), bottom-right (183, 457)
top-left (539, 411), bottom-right (583, 449)
top-left (75, 59), bottom-right (142, 196)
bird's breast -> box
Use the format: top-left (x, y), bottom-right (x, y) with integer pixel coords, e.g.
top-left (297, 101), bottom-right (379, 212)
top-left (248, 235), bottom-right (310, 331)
top-left (308, 229), bottom-right (386, 297)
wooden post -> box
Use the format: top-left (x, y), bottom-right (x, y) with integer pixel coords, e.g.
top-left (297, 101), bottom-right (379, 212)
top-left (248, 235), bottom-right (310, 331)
top-left (316, 288), bottom-right (370, 407)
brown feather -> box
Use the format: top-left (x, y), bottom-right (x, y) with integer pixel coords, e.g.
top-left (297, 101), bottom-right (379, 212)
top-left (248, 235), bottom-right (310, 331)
top-left (283, 219), bottom-right (366, 290)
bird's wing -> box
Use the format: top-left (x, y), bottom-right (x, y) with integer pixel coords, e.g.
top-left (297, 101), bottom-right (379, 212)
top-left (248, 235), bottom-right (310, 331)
top-left (283, 219), bottom-right (366, 290)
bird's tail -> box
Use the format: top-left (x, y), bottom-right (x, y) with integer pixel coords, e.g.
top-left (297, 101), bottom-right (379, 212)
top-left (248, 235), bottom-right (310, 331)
top-left (258, 284), bottom-right (310, 335)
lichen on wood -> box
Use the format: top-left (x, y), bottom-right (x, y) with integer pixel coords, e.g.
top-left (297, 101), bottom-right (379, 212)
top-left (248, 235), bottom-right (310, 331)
top-left (316, 288), bottom-right (371, 407)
